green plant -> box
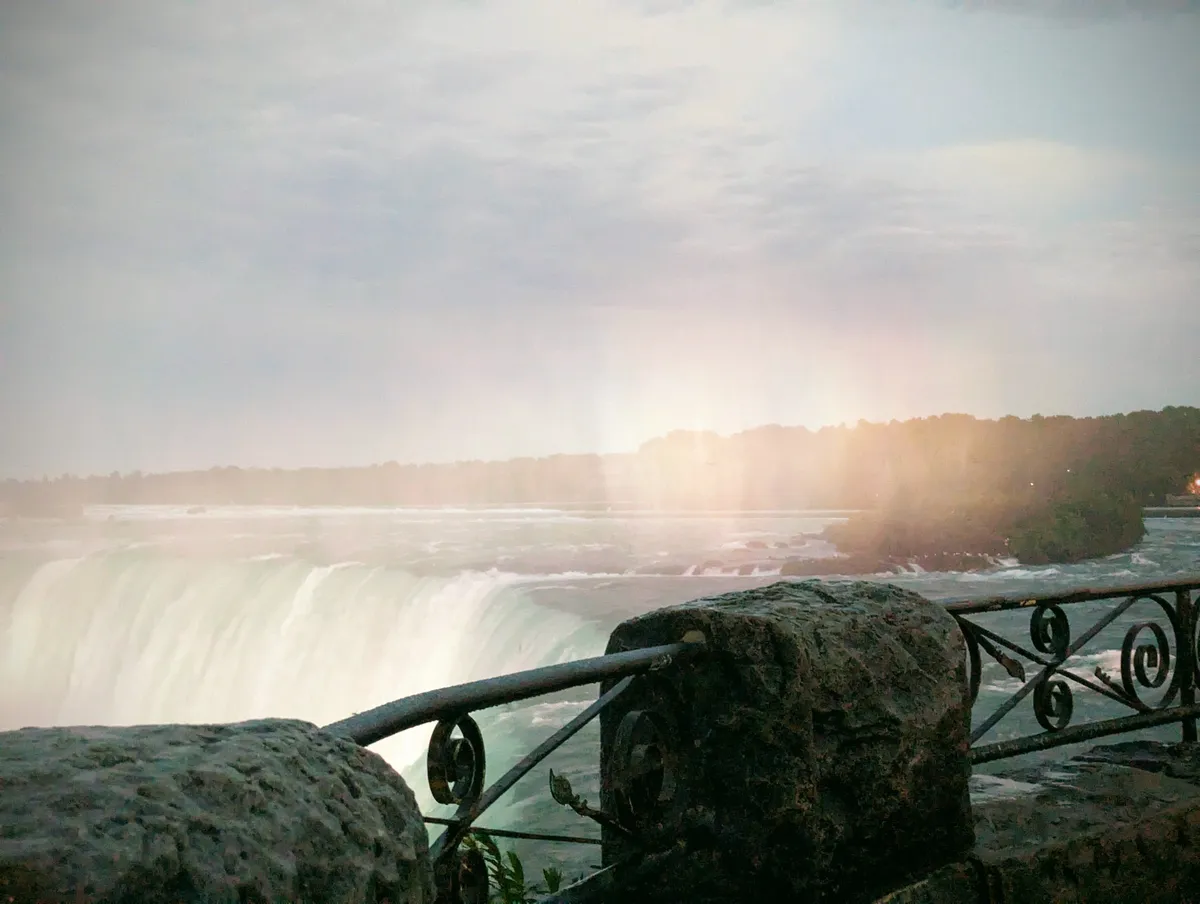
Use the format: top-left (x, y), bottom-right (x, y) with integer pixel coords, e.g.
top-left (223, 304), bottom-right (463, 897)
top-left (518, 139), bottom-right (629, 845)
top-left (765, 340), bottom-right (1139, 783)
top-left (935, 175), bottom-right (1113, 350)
top-left (461, 831), bottom-right (564, 904)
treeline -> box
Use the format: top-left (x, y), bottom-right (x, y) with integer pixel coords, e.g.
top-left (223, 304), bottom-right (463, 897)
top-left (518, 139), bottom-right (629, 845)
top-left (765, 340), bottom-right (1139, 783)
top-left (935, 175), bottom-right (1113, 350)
top-left (818, 406), bottom-right (1199, 564)
top-left (3, 407), bottom-right (1199, 513)
top-left (824, 487), bottom-right (1150, 566)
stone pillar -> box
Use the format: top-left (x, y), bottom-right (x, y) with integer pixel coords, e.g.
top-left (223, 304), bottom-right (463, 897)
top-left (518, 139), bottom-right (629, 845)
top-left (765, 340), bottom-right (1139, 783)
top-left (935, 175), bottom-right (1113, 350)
top-left (0, 719), bottom-right (434, 904)
top-left (598, 580), bottom-right (974, 903)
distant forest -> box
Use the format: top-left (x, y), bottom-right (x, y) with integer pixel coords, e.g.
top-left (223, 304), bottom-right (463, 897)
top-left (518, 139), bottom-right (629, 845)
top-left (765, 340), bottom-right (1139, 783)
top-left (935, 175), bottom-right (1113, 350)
top-left (3, 407), bottom-right (1199, 514)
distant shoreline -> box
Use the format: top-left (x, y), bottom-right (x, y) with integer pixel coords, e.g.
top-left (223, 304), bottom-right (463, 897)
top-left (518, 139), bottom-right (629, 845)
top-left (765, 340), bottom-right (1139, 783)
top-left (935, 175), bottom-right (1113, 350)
top-left (4, 409), bottom-right (1197, 525)
top-left (1145, 506), bottom-right (1200, 518)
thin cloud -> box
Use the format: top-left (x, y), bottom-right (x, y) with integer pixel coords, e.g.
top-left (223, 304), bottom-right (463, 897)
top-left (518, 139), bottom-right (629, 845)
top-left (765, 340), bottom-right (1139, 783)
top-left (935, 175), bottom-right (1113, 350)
top-left (0, 0), bottom-right (1197, 476)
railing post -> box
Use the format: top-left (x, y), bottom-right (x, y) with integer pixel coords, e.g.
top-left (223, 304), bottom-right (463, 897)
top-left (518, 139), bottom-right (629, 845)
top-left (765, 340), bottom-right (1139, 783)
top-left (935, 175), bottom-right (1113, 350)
top-left (595, 580), bottom-right (975, 902)
top-left (1179, 589), bottom-right (1197, 743)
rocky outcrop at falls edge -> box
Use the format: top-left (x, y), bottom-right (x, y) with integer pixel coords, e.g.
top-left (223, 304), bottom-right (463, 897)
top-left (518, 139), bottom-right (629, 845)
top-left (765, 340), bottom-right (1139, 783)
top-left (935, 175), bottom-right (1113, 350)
top-left (0, 719), bottom-right (433, 904)
top-left (779, 551), bottom-right (997, 577)
top-left (817, 487), bottom-right (1149, 569)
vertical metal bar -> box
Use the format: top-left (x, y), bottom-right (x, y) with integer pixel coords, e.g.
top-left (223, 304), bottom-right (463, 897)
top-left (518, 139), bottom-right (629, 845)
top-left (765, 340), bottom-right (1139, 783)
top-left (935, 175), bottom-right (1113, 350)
top-left (1178, 589), bottom-right (1197, 743)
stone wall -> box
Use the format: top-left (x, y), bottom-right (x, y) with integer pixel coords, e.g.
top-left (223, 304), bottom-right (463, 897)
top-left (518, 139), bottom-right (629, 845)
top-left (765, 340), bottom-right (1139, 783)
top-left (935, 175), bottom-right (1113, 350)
top-left (0, 719), bottom-right (433, 904)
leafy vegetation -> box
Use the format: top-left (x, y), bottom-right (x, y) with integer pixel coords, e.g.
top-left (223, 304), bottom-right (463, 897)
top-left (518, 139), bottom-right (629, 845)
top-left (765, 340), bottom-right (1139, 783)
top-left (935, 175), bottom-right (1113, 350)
top-left (825, 488), bottom-right (1149, 566)
top-left (823, 443), bottom-right (1167, 567)
top-left (1007, 488), bottom-right (1146, 565)
top-left (460, 832), bottom-right (564, 904)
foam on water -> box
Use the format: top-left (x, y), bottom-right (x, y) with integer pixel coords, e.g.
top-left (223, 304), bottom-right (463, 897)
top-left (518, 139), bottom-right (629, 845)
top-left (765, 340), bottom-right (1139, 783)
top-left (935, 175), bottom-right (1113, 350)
top-left (84, 505), bottom-right (586, 522)
top-left (969, 773), bottom-right (1044, 802)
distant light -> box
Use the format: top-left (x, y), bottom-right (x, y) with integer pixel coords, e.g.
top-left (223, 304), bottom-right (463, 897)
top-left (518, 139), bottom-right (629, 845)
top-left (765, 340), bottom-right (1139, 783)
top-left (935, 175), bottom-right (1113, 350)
top-left (1195, 477), bottom-right (1200, 488)
top-left (1030, 482), bottom-right (1035, 487)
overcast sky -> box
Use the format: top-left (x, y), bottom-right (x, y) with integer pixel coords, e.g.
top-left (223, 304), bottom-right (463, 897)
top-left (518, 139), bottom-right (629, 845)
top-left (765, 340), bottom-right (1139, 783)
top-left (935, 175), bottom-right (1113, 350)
top-left (2, 1), bottom-right (1198, 477)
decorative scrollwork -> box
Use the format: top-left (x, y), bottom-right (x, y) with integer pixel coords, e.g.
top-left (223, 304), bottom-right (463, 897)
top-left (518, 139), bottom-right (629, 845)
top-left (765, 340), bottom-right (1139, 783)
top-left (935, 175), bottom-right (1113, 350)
top-left (1031, 604), bottom-right (1070, 660)
top-left (428, 714), bottom-right (486, 808)
top-left (948, 580), bottom-right (1200, 762)
top-left (1033, 677), bottom-right (1073, 731)
top-left (960, 620), bottom-right (983, 705)
top-left (1124, 621), bottom-right (1171, 691)
top-left (611, 709), bottom-right (676, 831)
top-left (1091, 594), bottom-right (1181, 712)
top-left (1122, 595), bottom-right (1179, 709)
top-left (1191, 591), bottom-right (1200, 685)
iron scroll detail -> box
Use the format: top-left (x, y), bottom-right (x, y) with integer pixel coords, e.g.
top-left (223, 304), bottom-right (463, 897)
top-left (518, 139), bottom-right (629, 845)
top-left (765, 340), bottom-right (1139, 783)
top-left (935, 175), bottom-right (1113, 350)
top-left (1032, 676), bottom-right (1073, 731)
top-left (1030, 604), bottom-right (1073, 732)
top-left (610, 708), bottom-right (678, 833)
top-left (1030, 604), bottom-right (1070, 660)
top-left (428, 714), bottom-right (486, 808)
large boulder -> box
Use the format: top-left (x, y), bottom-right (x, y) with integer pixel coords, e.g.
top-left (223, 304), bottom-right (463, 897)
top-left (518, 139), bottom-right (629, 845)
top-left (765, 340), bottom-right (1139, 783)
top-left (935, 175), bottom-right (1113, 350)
top-left (598, 580), bottom-right (974, 903)
top-left (0, 719), bottom-right (433, 904)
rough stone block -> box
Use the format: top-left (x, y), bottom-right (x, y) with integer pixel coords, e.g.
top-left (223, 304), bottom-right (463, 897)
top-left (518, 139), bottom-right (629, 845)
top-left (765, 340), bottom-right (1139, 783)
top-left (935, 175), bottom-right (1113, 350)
top-left (974, 748), bottom-right (1200, 903)
top-left (0, 719), bottom-right (433, 903)
top-left (869, 861), bottom-right (980, 904)
top-left (598, 580), bottom-right (973, 902)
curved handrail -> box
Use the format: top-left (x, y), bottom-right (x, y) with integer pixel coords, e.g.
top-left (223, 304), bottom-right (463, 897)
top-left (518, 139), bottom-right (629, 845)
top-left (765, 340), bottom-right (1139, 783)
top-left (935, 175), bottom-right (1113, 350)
top-left (323, 639), bottom-right (705, 746)
top-left (942, 574), bottom-right (1200, 615)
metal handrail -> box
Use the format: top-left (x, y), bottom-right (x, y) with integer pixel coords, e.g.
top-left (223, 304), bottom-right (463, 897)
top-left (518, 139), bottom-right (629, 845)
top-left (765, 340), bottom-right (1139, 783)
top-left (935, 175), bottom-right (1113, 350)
top-left (323, 639), bottom-right (704, 746)
top-left (322, 634), bottom-right (707, 903)
top-left (942, 575), bottom-right (1200, 615)
top-left (320, 574), bottom-right (1200, 903)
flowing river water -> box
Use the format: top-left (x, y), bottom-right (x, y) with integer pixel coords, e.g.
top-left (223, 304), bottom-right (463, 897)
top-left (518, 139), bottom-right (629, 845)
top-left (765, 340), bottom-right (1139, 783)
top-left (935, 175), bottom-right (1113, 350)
top-left (4, 506), bottom-right (1199, 879)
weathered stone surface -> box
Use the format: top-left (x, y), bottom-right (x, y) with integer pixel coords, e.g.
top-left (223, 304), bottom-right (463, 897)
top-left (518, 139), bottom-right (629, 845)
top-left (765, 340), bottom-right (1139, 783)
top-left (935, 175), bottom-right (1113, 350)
top-left (598, 579), bottom-right (973, 903)
top-left (870, 861), bottom-right (981, 904)
top-left (1073, 738), bottom-right (1200, 784)
top-left (969, 751), bottom-right (1200, 903)
top-left (0, 719), bottom-right (433, 904)
top-left (871, 743), bottom-right (1200, 903)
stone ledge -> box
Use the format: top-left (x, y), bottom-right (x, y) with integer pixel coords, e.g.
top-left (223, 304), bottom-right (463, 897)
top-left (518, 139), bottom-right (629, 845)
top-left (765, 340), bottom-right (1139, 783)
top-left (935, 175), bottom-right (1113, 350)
top-left (0, 719), bottom-right (433, 904)
top-left (874, 741), bottom-right (1200, 903)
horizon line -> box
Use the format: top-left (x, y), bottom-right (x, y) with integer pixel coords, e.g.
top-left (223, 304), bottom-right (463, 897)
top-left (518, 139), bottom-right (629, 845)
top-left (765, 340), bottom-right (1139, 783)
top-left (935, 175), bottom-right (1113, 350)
top-left (5, 404), bottom-right (1196, 484)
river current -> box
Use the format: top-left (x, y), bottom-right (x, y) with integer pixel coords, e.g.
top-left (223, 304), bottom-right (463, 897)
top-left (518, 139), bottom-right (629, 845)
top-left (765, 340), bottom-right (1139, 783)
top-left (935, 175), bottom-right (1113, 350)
top-left (3, 506), bottom-right (1198, 879)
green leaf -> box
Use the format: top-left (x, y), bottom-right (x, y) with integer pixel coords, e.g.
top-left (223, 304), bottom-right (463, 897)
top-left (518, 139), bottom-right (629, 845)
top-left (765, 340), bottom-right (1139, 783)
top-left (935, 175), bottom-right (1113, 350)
top-left (461, 831), bottom-right (559, 904)
top-left (506, 850), bottom-right (522, 882)
top-left (549, 769), bottom-right (578, 807)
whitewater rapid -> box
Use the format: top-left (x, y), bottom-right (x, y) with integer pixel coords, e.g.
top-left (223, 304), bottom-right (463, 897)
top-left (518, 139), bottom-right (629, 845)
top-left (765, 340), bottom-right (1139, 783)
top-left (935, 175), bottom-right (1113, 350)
top-left (0, 550), bottom-right (606, 810)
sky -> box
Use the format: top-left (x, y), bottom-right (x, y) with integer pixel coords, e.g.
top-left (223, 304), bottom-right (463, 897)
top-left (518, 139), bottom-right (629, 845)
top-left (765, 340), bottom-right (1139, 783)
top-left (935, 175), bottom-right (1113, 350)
top-left (2, 0), bottom-right (1198, 477)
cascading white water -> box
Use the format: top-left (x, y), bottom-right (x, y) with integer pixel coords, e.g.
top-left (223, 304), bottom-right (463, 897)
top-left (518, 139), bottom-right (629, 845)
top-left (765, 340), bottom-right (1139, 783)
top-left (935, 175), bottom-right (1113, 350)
top-left (0, 549), bottom-right (607, 811)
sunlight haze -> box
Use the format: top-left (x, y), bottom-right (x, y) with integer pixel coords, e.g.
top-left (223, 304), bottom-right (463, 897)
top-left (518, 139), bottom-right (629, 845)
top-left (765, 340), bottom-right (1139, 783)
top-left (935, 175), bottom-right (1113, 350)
top-left (2, 0), bottom-right (1198, 476)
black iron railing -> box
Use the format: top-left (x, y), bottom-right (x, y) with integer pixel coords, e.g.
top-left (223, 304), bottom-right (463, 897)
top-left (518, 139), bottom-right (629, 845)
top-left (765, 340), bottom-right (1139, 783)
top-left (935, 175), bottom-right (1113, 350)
top-left (946, 576), bottom-right (1200, 765)
top-left (323, 633), bottom-right (707, 903)
top-left (322, 575), bottom-right (1200, 901)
